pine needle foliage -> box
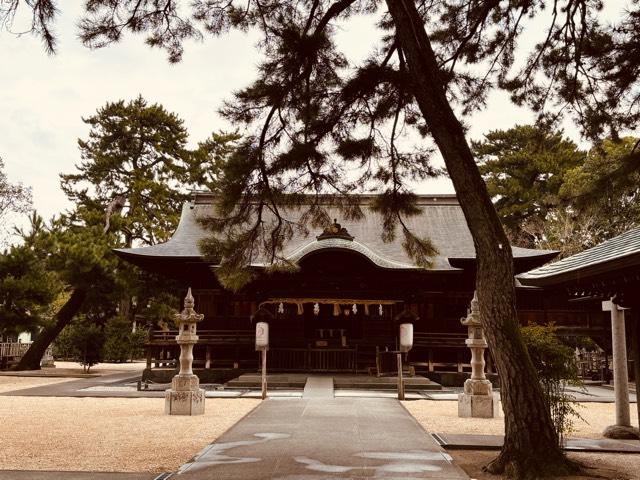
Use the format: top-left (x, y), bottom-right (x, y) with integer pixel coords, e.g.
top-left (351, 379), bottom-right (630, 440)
top-left (473, 124), bottom-right (585, 248)
top-left (60, 96), bottom-right (215, 247)
top-left (475, 127), bottom-right (640, 254)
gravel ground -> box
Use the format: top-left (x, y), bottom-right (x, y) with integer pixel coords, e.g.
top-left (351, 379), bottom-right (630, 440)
top-left (403, 399), bottom-right (640, 439)
top-left (0, 396), bottom-right (260, 473)
top-left (405, 400), bottom-right (640, 479)
top-left (449, 449), bottom-right (640, 480)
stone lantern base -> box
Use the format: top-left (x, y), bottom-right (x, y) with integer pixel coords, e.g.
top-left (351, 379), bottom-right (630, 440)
top-left (165, 374), bottom-right (205, 415)
top-left (603, 424), bottom-right (640, 440)
top-left (458, 379), bottom-right (500, 418)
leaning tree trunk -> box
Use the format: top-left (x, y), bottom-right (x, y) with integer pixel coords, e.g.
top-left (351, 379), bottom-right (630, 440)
top-left (15, 289), bottom-right (87, 371)
top-left (385, 0), bottom-right (574, 477)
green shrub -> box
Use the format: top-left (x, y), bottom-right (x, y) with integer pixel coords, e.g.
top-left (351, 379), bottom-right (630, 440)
top-left (53, 316), bottom-right (105, 372)
top-left (521, 323), bottom-right (583, 444)
top-left (52, 326), bottom-right (75, 360)
top-left (103, 316), bottom-right (148, 362)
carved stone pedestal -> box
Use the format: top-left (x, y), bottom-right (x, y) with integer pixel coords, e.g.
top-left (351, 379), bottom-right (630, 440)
top-left (165, 374), bottom-right (205, 415)
top-left (458, 378), bottom-right (500, 418)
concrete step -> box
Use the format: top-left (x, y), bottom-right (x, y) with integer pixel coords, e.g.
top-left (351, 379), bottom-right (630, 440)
top-left (303, 376), bottom-right (334, 398)
top-left (226, 373), bottom-right (442, 391)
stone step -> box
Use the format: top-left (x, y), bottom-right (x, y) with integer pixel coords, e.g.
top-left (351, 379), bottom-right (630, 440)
top-left (226, 373), bottom-right (442, 391)
top-left (303, 376), bottom-right (334, 398)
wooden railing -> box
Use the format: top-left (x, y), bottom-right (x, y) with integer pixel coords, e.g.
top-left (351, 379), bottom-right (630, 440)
top-left (149, 329), bottom-right (254, 345)
top-left (145, 329), bottom-right (471, 373)
top-left (413, 332), bottom-right (467, 348)
top-left (409, 333), bottom-right (470, 373)
top-left (270, 347), bottom-right (358, 373)
top-left (0, 342), bottom-right (30, 358)
top-left (146, 329), bottom-right (256, 369)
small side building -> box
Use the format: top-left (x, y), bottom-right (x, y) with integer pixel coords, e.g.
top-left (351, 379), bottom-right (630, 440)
top-left (519, 228), bottom-right (640, 437)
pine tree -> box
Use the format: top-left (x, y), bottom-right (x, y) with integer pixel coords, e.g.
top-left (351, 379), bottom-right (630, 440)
top-left (0, 214), bottom-right (61, 337)
top-left (61, 96), bottom-right (204, 247)
top-left (473, 125), bottom-right (585, 247)
top-left (17, 98), bottom-right (231, 369)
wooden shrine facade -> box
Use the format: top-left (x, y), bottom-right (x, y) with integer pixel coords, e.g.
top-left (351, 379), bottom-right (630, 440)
top-left (115, 193), bottom-right (610, 378)
top-left (142, 287), bottom-right (610, 376)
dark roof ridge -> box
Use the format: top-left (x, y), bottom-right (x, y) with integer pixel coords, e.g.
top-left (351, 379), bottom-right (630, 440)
top-left (190, 191), bottom-right (460, 206)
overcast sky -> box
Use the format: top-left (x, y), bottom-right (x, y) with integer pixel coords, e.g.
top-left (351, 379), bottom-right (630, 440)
top-left (0, 2), bottom-right (630, 232)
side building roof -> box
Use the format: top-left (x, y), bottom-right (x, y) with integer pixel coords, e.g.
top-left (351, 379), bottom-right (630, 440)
top-left (115, 192), bottom-right (557, 274)
top-left (518, 227), bottom-right (640, 287)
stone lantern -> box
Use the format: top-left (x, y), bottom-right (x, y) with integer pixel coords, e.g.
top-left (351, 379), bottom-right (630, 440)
top-left (165, 288), bottom-right (205, 415)
top-left (458, 291), bottom-right (499, 418)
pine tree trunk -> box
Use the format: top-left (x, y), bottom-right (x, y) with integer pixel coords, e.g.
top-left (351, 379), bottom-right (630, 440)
top-left (15, 289), bottom-right (87, 371)
top-left (384, 0), bottom-right (574, 477)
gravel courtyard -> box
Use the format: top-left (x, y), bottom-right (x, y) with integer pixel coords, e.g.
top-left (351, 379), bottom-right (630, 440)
top-left (404, 399), bottom-right (640, 480)
top-left (0, 375), bottom-right (259, 473)
top-left (402, 399), bottom-right (640, 438)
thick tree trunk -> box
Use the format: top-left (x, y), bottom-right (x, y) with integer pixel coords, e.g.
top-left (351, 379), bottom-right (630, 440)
top-left (15, 289), bottom-right (87, 371)
top-left (384, 0), bottom-right (574, 477)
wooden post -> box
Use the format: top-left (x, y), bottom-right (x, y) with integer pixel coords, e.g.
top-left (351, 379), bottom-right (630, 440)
top-left (428, 349), bottom-right (434, 372)
top-left (632, 310), bottom-right (640, 431)
top-left (397, 352), bottom-right (405, 400)
top-left (205, 346), bottom-right (211, 369)
top-left (261, 349), bottom-right (268, 400)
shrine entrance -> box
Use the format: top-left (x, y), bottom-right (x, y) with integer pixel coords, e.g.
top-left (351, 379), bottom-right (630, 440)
top-left (259, 298), bottom-right (403, 373)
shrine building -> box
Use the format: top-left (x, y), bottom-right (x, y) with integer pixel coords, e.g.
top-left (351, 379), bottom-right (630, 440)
top-left (115, 192), bottom-right (609, 384)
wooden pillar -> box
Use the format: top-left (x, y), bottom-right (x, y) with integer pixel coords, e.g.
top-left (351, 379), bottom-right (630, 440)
top-left (397, 352), bottom-right (405, 400)
top-left (261, 349), bottom-right (268, 400)
top-left (632, 310), bottom-right (640, 431)
top-left (146, 347), bottom-right (152, 370)
top-left (205, 346), bottom-right (211, 369)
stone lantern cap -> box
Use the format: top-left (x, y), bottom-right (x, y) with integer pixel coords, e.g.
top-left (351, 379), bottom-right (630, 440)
top-left (460, 292), bottom-right (481, 327)
top-left (174, 288), bottom-right (204, 343)
top-left (460, 292), bottom-right (486, 347)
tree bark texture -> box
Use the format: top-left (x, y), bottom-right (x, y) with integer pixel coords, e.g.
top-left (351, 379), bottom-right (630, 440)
top-left (384, 0), bottom-right (572, 477)
top-left (15, 289), bottom-right (87, 371)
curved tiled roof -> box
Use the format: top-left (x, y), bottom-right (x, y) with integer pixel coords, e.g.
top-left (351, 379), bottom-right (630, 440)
top-left (115, 193), bottom-right (556, 271)
top-left (286, 237), bottom-right (417, 269)
top-left (518, 227), bottom-right (640, 286)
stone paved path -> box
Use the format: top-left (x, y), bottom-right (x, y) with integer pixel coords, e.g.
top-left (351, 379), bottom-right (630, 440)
top-left (303, 375), bottom-right (334, 398)
top-left (0, 370), bottom-right (148, 398)
top-left (176, 397), bottom-right (469, 479)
